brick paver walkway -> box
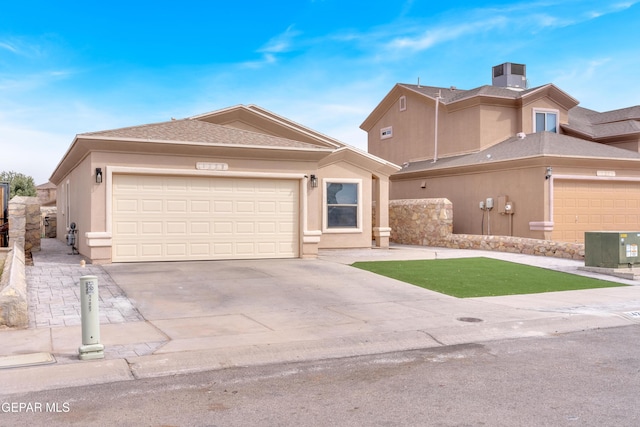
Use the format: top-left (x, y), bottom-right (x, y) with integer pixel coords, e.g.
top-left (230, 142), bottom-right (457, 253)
top-left (27, 239), bottom-right (144, 328)
top-left (24, 239), bottom-right (169, 360)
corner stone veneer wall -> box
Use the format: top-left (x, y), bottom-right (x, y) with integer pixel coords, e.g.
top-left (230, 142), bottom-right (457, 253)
top-left (9, 196), bottom-right (41, 255)
top-left (389, 198), bottom-right (584, 260)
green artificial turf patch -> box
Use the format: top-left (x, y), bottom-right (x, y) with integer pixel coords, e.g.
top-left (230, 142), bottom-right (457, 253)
top-left (351, 257), bottom-right (625, 298)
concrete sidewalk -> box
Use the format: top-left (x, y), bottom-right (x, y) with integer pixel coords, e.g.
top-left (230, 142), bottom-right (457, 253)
top-left (1, 239), bottom-right (640, 395)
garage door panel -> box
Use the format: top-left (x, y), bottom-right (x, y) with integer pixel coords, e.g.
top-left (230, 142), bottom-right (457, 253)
top-left (112, 174), bottom-right (299, 262)
top-left (141, 222), bottom-right (163, 234)
top-left (115, 222), bottom-right (138, 234)
top-left (114, 244), bottom-right (137, 256)
top-left (116, 199), bottom-right (138, 212)
top-left (191, 200), bottom-right (210, 212)
top-left (189, 222), bottom-right (211, 235)
top-left (167, 222), bottom-right (187, 234)
top-left (214, 201), bottom-right (233, 213)
top-left (258, 222), bottom-right (276, 233)
top-left (142, 200), bottom-right (162, 213)
top-left (167, 243), bottom-right (188, 256)
top-left (141, 244), bottom-right (162, 257)
top-left (213, 243), bottom-right (233, 255)
top-left (237, 201), bottom-right (255, 212)
top-left (167, 200), bottom-right (187, 213)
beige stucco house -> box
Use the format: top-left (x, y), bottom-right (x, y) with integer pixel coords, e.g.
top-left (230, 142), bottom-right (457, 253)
top-left (49, 105), bottom-right (399, 264)
top-left (362, 63), bottom-right (640, 243)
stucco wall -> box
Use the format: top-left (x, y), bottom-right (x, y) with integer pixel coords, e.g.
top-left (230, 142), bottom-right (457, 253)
top-left (317, 161), bottom-right (373, 249)
top-left (391, 167), bottom-right (548, 239)
top-left (390, 198), bottom-right (584, 260)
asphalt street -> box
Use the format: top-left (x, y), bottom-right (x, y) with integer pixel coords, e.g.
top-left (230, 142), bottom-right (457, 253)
top-left (1, 325), bottom-right (639, 427)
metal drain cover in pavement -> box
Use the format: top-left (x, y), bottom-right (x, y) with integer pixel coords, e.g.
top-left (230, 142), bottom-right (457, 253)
top-left (457, 317), bottom-right (484, 323)
top-left (0, 352), bottom-right (56, 369)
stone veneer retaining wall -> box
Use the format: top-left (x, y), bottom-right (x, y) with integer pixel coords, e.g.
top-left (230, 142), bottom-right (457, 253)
top-left (389, 198), bottom-right (584, 260)
top-left (0, 242), bottom-right (27, 328)
top-left (0, 196), bottom-right (39, 328)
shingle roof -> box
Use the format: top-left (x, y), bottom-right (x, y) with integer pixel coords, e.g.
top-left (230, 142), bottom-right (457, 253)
top-left (398, 132), bottom-right (640, 174)
top-left (79, 118), bottom-right (326, 150)
top-left (399, 83), bottom-right (548, 104)
top-left (565, 106), bottom-right (640, 138)
top-left (401, 83), bottom-right (639, 140)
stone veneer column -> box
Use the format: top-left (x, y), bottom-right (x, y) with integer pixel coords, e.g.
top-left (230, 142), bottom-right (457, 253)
top-left (8, 196), bottom-right (41, 254)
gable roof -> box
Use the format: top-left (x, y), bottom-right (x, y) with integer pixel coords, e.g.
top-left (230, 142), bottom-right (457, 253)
top-left (50, 104), bottom-right (400, 185)
top-left (361, 82), bottom-right (579, 131)
top-left (396, 131), bottom-right (640, 175)
top-left (79, 118), bottom-right (324, 150)
top-left (191, 104), bottom-right (344, 149)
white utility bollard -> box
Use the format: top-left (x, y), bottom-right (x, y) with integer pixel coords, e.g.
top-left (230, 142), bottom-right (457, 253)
top-left (78, 275), bottom-right (105, 360)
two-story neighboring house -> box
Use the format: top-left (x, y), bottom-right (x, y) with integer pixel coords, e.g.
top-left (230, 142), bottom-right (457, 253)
top-left (361, 63), bottom-right (640, 244)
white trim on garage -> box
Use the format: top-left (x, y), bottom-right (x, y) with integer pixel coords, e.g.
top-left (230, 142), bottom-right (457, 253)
top-left (91, 166), bottom-right (320, 262)
top-left (529, 174), bottom-right (640, 239)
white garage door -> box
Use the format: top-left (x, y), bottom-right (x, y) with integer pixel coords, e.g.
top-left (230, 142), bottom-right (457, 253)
top-left (112, 174), bottom-right (299, 262)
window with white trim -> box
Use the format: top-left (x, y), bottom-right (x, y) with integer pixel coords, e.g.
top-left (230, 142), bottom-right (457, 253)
top-left (323, 179), bottom-right (362, 232)
top-left (399, 96), bottom-right (407, 111)
top-left (533, 109), bottom-right (558, 133)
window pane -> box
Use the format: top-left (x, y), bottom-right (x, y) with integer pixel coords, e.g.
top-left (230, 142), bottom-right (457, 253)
top-left (328, 206), bottom-right (357, 228)
top-left (546, 113), bottom-right (557, 133)
top-left (535, 112), bottom-right (545, 132)
top-left (326, 183), bottom-right (357, 204)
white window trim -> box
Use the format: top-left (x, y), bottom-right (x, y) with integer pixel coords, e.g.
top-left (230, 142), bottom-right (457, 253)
top-left (399, 96), bottom-right (407, 111)
top-left (322, 178), bottom-right (363, 234)
top-left (380, 126), bottom-right (393, 140)
top-left (532, 108), bottom-right (559, 133)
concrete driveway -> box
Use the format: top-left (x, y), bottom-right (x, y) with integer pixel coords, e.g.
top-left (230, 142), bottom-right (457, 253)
top-left (4, 241), bottom-right (640, 394)
top-left (103, 247), bottom-right (640, 370)
top-left (102, 256), bottom-right (462, 355)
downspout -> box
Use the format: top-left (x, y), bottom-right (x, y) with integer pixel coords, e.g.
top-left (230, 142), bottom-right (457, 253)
top-left (433, 90), bottom-right (442, 163)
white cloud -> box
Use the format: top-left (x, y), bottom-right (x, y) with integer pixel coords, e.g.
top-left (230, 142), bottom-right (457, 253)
top-left (386, 16), bottom-right (508, 52)
top-left (259, 25), bottom-right (301, 54)
top-left (240, 53), bottom-right (277, 69)
top-left (0, 41), bottom-right (18, 54)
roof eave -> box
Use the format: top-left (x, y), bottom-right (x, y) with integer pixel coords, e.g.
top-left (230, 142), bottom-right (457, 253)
top-left (49, 135), bottom-right (335, 185)
top-left (393, 154), bottom-right (640, 179)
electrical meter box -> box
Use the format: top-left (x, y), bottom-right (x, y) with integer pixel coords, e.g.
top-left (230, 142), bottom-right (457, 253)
top-left (585, 232), bottom-right (640, 268)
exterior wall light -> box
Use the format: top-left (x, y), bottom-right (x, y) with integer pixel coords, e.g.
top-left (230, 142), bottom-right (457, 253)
top-left (96, 168), bottom-right (103, 184)
top-left (309, 174), bottom-right (318, 188)
top-left (545, 167), bottom-right (552, 180)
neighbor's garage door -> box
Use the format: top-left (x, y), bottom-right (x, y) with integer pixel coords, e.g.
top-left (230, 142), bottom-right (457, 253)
top-left (553, 180), bottom-right (640, 243)
top-left (112, 174), bottom-right (299, 262)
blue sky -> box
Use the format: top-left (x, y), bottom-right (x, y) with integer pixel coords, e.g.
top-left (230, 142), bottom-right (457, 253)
top-left (1, 0), bottom-right (639, 184)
